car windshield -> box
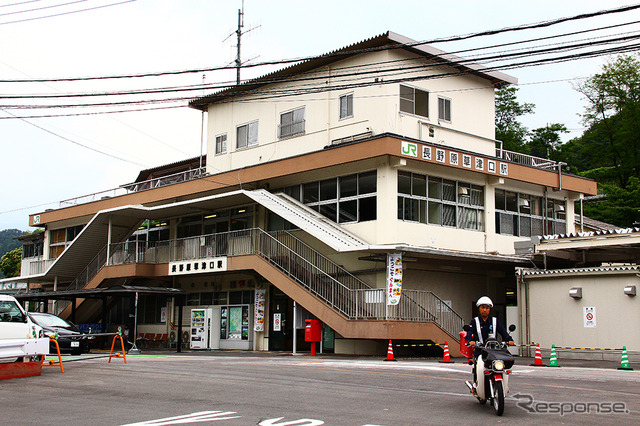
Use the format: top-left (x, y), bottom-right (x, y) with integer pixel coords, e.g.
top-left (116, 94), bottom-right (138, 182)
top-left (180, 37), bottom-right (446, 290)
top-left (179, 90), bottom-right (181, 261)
top-left (0, 300), bottom-right (25, 323)
top-left (31, 314), bottom-right (72, 328)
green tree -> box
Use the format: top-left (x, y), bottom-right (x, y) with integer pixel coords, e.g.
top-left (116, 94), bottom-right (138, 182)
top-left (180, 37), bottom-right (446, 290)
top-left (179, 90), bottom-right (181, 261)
top-left (575, 54), bottom-right (640, 188)
top-left (0, 247), bottom-right (21, 278)
top-left (581, 177), bottom-right (640, 227)
top-left (495, 86), bottom-right (535, 152)
top-left (528, 123), bottom-right (568, 160)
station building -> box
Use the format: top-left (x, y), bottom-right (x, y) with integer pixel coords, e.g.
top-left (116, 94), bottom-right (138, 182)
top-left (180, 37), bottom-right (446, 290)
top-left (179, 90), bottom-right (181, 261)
top-left (3, 32), bottom-right (597, 356)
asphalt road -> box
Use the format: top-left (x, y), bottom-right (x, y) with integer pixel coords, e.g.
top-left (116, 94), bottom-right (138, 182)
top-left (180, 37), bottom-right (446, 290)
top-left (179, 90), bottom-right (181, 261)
top-left (1, 352), bottom-right (639, 425)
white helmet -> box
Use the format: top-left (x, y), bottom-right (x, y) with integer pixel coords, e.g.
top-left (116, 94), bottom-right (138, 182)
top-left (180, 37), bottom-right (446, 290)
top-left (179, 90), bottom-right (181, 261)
top-left (476, 296), bottom-right (493, 308)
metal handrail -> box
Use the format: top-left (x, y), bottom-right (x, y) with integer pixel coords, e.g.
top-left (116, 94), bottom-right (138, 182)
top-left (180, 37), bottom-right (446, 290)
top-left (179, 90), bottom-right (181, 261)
top-left (61, 227), bottom-right (464, 337)
top-left (59, 167), bottom-right (206, 208)
top-left (495, 147), bottom-right (557, 170)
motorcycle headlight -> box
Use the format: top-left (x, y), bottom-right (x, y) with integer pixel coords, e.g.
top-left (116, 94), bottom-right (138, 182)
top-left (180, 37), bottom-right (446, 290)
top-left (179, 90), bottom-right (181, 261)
top-left (493, 360), bottom-right (505, 371)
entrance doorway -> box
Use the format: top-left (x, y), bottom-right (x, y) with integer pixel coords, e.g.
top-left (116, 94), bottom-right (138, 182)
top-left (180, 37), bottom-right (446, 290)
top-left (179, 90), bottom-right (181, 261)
top-left (268, 287), bottom-right (292, 351)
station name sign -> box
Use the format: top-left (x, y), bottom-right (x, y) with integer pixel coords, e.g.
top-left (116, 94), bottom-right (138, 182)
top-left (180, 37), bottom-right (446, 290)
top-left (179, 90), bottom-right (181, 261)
top-left (169, 257), bottom-right (227, 276)
top-left (401, 141), bottom-right (508, 177)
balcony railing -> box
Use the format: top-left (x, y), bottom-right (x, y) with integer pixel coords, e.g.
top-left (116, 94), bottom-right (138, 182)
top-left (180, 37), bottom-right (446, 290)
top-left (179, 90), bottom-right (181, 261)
top-left (495, 147), bottom-right (558, 170)
top-left (59, 167), bottom-right (206, 208)
top-left (28, 258), bottom-right (54, 276)
top-left (63, 228), bottom-right (464, 338)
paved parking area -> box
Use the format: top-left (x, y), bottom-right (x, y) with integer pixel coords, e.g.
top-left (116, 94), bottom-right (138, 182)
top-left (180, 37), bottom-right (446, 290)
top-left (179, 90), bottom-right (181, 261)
top-left (2, 352), bottom-right (639, 425)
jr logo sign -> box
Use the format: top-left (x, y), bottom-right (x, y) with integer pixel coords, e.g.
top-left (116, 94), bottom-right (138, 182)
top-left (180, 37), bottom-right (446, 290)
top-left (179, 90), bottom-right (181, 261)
top-left (401, 141), bottom-right (418, 157)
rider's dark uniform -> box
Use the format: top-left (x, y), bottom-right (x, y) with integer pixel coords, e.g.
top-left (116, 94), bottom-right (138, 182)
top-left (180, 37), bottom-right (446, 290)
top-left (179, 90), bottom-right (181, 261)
top-left (466, 315), bottom-right (513, 357)
top-left (466, 316), bottom-right (514, 384)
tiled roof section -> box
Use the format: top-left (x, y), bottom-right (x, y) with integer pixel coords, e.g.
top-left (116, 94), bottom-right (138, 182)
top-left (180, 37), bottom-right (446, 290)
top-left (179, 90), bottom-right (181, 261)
top-left (188, 31), bottom-right (516, 110)
top-left (519, 264), bottom-right (640, 276)
top-left (540, 227), bottom-right (640, 241)
top-left (580, 216), bottom-right (618, 231)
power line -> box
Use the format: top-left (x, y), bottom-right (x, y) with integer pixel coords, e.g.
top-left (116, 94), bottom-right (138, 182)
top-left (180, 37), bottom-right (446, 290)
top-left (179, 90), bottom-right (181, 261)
top-left (0, 0), bottom-right (86, 17)
top-left (1, 108), bottom-right (148, 166)
top-left (0, 0), bottom-right (137, 25)
top-left (1, 3), bottom-right (638, 83)
top-left (1, 32), bottom-right (638, 112)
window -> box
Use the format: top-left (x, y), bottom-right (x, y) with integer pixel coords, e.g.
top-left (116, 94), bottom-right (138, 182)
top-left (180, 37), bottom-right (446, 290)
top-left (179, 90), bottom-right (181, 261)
top-left (236, 121), bottom-right (258, 149)
top-left (339, 94), bottom-right (353, 119)
top-left (279, 107), bottom-right (305, 139)
top-left (495, 190), bottom-right (564, 236)
top-left (49, 225), bottom-right (84, 259)
top-left (215, 134), bottom-right (227, 154)
top-left (438, 97), bottom-right (451, 122)
top-left (0, 300), bottom-right (25, 323)
top-left (399, 84), bottom-right (429, 118)
top-left (276, 171), bottom-right (377, 224)
top-left (397, 171), bottom-right (484, 231)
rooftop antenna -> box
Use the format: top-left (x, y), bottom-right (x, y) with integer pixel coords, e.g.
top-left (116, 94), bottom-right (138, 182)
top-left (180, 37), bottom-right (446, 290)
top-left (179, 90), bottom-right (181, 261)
top-left (235, 2), bottom-right (244, 85)
top-left (224, 0), bottom-right (260, 85)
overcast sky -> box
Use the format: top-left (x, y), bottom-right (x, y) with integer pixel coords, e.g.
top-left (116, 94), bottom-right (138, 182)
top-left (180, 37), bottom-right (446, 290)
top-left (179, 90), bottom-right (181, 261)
top-left (1, 0), bottom-right (639, 231)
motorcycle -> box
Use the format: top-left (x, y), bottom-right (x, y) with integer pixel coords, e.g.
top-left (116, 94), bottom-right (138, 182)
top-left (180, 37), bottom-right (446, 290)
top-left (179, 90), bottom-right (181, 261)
top-left (462, 325), bottom-right (515, 416)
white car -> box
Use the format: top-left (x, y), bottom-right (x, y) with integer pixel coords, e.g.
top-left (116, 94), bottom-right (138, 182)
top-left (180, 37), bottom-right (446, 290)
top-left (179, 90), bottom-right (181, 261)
top-left (0, 294), bottom-right (40, 340)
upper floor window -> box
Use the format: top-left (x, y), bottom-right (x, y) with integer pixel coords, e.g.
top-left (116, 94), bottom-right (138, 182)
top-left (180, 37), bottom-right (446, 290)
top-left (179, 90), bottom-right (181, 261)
top-left (438, 97), bottom-right (451, 122)
top-left (397, 171), bottom-right (484, 231)
top-left (49, 225), bottom-right (84, 259)
top-left (495, 189), bottom-right (566, 236)
top-left (339, 94), bottom-right (353, 119)
top-left (279, 107), bottom-right (305, 139)
top-left (276, 170), bottom-right (377, 224)
top-left (215, 134), bottom-right (227, 155)
top-left (400, 84), bottom-right (428, 118)
top-left (236, 121), bottom-right (258, 150)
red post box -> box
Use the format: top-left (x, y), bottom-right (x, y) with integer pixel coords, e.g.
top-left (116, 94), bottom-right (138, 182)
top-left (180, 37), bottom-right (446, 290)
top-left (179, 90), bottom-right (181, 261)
top-left (305, 319), bottom-right (322, 356)
top-left (305, 319), bottom-right (322, 342)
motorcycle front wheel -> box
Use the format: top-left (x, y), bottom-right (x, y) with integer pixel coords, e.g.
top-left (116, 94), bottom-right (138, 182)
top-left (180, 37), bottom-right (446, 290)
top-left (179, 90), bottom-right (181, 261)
top-left (492, 380), bottom-right (505, 416)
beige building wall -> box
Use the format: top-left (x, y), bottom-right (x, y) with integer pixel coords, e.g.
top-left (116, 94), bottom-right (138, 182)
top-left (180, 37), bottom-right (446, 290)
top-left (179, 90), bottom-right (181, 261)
top-left (521, 269), bottom-right (640, 353)
top-left (205, 49), bottom-right (498, 175)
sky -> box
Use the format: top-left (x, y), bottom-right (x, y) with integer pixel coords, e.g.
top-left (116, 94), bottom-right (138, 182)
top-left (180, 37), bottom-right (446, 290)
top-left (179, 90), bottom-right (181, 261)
top-left (1, 0), bottom-right (639, 231)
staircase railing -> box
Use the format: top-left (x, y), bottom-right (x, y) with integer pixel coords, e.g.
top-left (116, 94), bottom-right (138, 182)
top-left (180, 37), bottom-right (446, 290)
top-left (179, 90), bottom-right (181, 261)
top-left (62, 227), bottom-right (464, 337)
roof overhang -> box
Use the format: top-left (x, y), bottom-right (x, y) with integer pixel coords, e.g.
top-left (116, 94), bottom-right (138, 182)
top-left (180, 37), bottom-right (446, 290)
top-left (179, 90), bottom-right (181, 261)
top-left (13, 285), bottom-right (186, 302)
top-left (189, 31), bottom-right (517, 110)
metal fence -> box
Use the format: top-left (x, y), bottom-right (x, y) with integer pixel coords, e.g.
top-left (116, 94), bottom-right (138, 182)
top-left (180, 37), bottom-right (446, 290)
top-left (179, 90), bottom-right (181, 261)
top-left (59, 167), bottom-right (206, 208)
top-left (62, 227), bottom-right (464, 337)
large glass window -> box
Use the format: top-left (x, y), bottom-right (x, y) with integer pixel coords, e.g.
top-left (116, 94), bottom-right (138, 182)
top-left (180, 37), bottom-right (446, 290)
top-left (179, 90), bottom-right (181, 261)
top-left (271, 170), bottom-right (377, 227)
top-left (400, 84), bottom-right (429, 118)
top-left (279, 107), bottom-right (305, 139)
top-left (397, 171), bottom-right (484, 231)
top-left (495, 189), bottom-right (564, 236)
top-left (236, 121), bottom-right (258, 149)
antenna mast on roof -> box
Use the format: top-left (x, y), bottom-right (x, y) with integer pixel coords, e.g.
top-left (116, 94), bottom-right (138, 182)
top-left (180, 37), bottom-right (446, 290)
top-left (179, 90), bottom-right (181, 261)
top-left (235, 1), bottom-right (244, 85)
top-left (224, 0), bottom-right (259, 85)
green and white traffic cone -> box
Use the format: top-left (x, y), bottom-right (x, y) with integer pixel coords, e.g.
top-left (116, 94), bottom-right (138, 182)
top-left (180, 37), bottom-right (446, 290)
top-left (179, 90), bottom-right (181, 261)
top-left (548, 344), bottom-right (560, 367)
top-left (618, 346), bottom-right (633, 371)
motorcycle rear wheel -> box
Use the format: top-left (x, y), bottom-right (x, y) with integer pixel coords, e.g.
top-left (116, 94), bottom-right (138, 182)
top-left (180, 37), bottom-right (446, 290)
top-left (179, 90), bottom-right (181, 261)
top-left (492, 380), bottom-right (505, 416)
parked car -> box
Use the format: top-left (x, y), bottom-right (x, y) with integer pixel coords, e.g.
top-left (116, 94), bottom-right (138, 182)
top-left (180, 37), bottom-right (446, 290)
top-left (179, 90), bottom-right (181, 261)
top-left (28, 313), bottom-right (93, 355)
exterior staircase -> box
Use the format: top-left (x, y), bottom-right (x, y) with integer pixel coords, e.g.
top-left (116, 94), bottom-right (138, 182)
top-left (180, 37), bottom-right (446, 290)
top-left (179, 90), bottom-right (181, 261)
top-left (58, 228), bottom-right (466, 350)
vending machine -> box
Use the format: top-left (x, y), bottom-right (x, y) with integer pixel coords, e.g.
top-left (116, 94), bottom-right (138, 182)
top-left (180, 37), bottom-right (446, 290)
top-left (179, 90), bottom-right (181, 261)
top-left (190, 308), bottom-right (211, 349)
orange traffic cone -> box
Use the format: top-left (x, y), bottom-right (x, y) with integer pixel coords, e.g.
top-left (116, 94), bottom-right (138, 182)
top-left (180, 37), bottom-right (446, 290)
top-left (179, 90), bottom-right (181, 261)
top-left (384, 340), bottom-right (396, 361)
top-left (439, 341), bottom-right (454, 363)
top-left (530, 343), bottom-right (545, 366)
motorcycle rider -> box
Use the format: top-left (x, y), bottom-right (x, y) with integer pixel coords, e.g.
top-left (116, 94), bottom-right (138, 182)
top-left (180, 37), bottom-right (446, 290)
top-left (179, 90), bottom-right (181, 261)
top-left (466, 296), bottom-right (514, 396)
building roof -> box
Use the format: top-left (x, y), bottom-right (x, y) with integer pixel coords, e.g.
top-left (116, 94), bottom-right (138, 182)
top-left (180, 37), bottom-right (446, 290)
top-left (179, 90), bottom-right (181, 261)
top-left (188, 31), bottom-right (517, 110)
top-left (133, 155), bottom-right (206, 183)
